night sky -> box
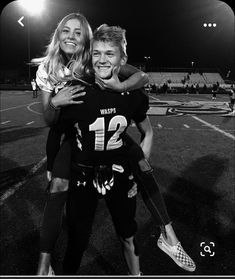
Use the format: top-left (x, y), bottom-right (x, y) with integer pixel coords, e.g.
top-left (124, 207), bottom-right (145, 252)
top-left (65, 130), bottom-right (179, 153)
top-left (0, 0), bottom-right (234, 79)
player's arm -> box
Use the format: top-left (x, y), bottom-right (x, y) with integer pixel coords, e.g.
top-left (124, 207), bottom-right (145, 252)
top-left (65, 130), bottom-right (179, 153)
top-left (132, 89), bottom-right (152, 159)
top-left (135, 116), bottom-right (153, 160)
top-left (95, 63), bottom-right (149, 92)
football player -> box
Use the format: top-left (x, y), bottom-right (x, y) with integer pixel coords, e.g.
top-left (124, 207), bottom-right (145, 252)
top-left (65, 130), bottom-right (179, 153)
top-left (53, 24), bottom-right (152, 275)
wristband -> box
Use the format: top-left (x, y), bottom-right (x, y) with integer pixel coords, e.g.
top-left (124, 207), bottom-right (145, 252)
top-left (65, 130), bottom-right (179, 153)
top-left (49, 99), bottom-right (60, 110)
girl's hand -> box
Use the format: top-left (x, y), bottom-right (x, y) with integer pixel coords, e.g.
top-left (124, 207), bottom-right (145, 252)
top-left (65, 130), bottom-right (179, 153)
top-left (51, 85), bottom-right (86, 108)
top-left (95, 67), bottom-right (126, 93)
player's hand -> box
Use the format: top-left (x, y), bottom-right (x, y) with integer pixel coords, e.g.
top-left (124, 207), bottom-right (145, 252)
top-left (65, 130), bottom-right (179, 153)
top-left (51, 85), bottom-right (86, 108)
top-left (95, 67), bottom-right (126, 93)
top-left (127, 175), bottom-right (138, 198)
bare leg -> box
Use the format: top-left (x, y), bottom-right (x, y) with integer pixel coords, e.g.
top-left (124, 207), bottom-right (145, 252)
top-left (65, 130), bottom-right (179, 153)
top-left (161, 223), bottom-right (179, 246)
top-left (37, 253), bottom-right (51, 275)
top-left (120, 236), bottom-right (140, 275)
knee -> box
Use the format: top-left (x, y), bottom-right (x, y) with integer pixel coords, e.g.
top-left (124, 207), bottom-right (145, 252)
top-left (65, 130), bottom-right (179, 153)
top-left (50, 178), bottom-right (69, 193)
top-left (120, 236), bottom-right (139, 256)
top-left (120, 236), bottom-right (132, 248)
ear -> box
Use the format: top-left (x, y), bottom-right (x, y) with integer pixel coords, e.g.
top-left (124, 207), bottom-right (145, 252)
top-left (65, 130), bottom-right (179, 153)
top-left (120, 55), bottom-right (127, 66)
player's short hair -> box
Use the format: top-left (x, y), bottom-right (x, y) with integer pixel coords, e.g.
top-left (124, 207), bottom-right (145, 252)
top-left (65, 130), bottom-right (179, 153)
top-left (92, 24), bottom-right (127, 57)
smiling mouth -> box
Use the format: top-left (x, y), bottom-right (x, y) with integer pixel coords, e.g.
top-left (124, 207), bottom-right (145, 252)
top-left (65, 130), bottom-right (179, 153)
top-left (98, 66), bottom-right (110, 70)
top-left (65, 42), bottom-right (77, 47)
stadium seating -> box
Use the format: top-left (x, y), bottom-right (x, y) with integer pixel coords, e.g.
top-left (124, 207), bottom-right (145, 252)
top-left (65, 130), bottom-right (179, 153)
top-left (148, 72), bottom-right (188, 84)
top-left (203, 72), bottom-right (224, 84)
top-left (189, 73), bottom-right (206, 84)
top-left (148, 71), bottom-right (224, 87)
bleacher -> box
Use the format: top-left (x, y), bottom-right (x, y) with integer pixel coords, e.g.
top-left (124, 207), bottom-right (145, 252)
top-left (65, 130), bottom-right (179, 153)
top-left (148, 71), bottom-right (224, 87)
top-left (189, 73), bottom-right (206, 85)
top-left (148, 72), bottom-right (188, 86)
top-left (203, 72), bottom-right (224, 84)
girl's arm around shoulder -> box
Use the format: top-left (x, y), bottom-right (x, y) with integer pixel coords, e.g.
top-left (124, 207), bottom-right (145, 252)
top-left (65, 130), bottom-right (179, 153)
top-left (119, 63), bottom-right (149, 91)
top-left (95, 64), bottom-right (149, 93)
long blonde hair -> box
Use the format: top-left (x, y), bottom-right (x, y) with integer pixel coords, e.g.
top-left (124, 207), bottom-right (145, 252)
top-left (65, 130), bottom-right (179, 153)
top-left (32, 13), bottom-right (93, 82)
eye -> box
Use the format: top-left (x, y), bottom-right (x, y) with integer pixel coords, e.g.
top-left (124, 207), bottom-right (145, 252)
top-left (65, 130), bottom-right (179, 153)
top-left (62, 29), bottom-right (69, 33)
top-left (75, 31), bottom-right (81, 36)
top-left (92, 52), bottom-right (99, 57)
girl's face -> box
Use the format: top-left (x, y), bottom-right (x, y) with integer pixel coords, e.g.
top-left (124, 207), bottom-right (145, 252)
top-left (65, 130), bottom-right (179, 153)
top-left (59, 18), bottom-right (84, 57)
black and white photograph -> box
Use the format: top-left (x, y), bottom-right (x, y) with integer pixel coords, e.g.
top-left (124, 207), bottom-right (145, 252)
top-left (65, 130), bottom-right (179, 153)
top-left (0, 0), bottom-right (234, 277)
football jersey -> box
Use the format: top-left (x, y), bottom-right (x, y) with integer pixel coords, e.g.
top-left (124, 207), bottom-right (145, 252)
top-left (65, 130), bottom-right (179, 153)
top-left (58, 82), bottom-right (149, 165)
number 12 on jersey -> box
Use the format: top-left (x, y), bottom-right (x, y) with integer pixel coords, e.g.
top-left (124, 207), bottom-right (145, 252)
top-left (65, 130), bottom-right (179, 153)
top-left (89, 115), bottom-right (127, 151)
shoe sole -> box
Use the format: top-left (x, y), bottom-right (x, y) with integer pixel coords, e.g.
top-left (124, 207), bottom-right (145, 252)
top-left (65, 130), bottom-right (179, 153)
top-left (157, 240), bottom-right (195, 272)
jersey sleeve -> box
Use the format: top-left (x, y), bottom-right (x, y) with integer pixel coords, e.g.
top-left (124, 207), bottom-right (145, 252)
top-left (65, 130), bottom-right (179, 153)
top-left (36, 63), bottom-right (54, 93)
top-left (131, 89), bottom-right (149, 123)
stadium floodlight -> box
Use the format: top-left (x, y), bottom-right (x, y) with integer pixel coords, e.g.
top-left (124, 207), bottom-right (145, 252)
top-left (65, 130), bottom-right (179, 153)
top-left (144, 56), bottom-right (151, 61)
top-left (19, 0), bottom-right (45, 16)
top-left (208, 23), bottom-right (212, 27)
top-left (213, 23), bottom-right (217, 27)
top-left (203, 23), bottom-right (207, 27)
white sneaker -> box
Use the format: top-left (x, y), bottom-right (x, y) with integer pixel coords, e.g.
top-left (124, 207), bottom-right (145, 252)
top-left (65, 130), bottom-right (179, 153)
top-left (48, 265), bottom-right (55, 276)
top-left (157, 233), bottom-right (196, 272)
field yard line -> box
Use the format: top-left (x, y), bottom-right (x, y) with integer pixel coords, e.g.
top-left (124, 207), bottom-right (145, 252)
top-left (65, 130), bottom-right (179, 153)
top-left (26, 121), bottom-right (34, 125)
top-left (1, 120), bottom-right (11, 124)
top-left (0, 102), bottom-right (41, 112)
top-left (192, 115), bottom-right (235, 141)
top-left (27, 102), bottom-right (42, 115)
top-left (149, 95), bottom-right (160, 101)
top-left (0, 156), bottom-right (47, 206)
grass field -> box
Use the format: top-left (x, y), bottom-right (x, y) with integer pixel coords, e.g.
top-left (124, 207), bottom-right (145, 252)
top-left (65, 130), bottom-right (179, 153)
top-left (0, 90), bottom-right (234, 275)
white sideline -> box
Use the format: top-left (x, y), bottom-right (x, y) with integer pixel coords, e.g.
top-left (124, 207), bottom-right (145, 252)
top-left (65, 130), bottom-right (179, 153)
top-left (0, 102), bottom-right (41, 112)
top-left (192, 116), bottom-right (235, 141)
top-left (0, 156), bottom-right (47, 206)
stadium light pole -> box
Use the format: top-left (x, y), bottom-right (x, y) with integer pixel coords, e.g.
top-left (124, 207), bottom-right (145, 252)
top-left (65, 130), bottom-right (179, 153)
top-left (18, 0), bottom-right (45, 82)
top-left (27, 17), bottom-right (31, 82)
top-left (144, 56), bottom-right (151, 72)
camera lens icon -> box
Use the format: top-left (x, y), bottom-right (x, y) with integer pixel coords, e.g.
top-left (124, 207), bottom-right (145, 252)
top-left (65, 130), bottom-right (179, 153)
top-left (200, 242), bottom-right (215, 257)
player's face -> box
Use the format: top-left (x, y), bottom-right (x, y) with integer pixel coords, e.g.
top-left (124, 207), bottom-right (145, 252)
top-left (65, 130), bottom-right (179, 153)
top-left (59, 18), bottom-right (83, 57)
top-left (92, 41), bottom-right (126, 79)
